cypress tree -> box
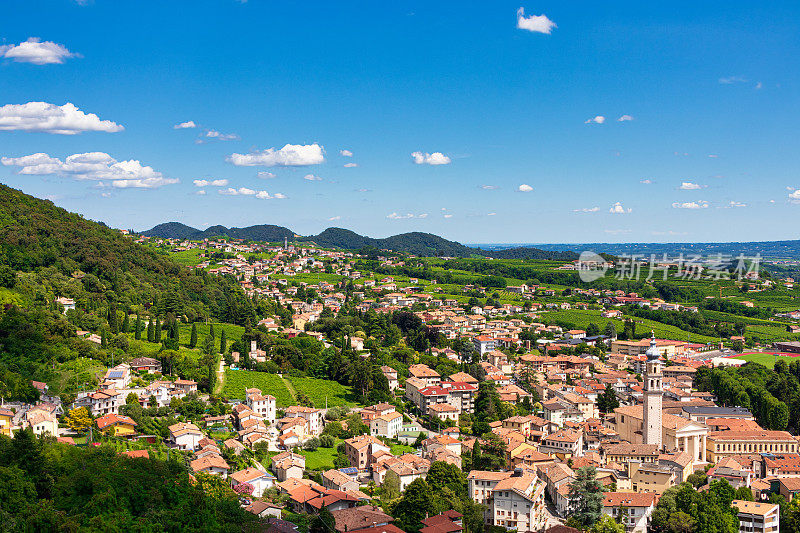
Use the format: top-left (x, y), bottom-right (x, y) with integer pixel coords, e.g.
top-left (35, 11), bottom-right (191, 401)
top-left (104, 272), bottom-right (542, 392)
top-left (121, 312), bottom-right (130, 334)
top-left (147, 318), bottom-right (154, 342)
top-left (134, 313), bottom-right (142, 340)
top-left (108, 306), bottom-right (118, 334)
top-left (220, 329), bottom-right (227, 354)
top-left (101, 329), bottom-right (108, 349)
top-left (189, 323), bottom-right (198, 348)
top-left (155, 318), bottom-right (162, 343)
top-left (209, 323), bottom-right (216, 340)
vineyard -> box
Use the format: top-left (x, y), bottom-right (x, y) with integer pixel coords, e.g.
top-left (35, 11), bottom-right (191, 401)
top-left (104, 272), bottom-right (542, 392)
top-left (287, 376), bottom-right (359, 408)
top-left (222, 370), bottom-right (294, 406)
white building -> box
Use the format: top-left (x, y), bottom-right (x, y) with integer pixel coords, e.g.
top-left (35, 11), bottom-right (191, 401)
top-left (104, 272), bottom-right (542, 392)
top-left (602, 492), bottom-right (657, 533)
top-left (370, 411), bottom-right (403, 439)
top-left (246, 388), bottom-right (276, 423)
top-left (733, 500), bottom-right (780, 533)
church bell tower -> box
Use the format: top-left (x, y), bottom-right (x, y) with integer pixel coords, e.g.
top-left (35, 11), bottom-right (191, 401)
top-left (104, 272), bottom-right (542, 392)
top-left (642, 332), bottom-right (663, 448)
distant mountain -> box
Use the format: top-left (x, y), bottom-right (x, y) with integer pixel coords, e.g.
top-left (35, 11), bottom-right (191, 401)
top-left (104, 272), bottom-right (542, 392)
top-left (142, 222), bottom-right (201, 239)
top-left (142, 222), bottom-right (295, 242)
top-left (302, 227), bottom-right (373, 249)
top-left (140, 222), bottom-right (577, 259)
top-left (203, 224), bottom-right (295, 242)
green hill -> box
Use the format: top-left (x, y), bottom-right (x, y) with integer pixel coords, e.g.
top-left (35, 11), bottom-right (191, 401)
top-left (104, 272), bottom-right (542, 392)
top-left (140, 221), bottom-right (575, 259)
top-left (0, 184), bottom-right (255, 400)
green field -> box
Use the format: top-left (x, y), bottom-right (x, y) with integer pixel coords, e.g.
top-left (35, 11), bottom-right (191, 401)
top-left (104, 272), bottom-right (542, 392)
top-left (543, 309), bottom-right (717, 344)
top-left (731, 352), bottom-right (799, 369)
top-left (168, 248), bottom-right (205, 266)
top-left (223, 369), bottom-right (295, 405)
top-left (287, 376), bottom-right (359, 408)
top-left (390, 443), bottom-right (415, 455)
top-left (299, 445), bottom-right (338, 470)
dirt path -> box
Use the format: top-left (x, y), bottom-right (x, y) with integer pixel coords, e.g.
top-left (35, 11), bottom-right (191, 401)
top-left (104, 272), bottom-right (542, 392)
top-left (214, 356), bottom-right (225, 395)
top-left (279, 374), bottom-right (297, 402)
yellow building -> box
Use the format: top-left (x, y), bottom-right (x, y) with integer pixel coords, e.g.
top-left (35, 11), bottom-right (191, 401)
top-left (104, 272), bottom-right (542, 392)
top-left (706, 430), bottom-right (798, 462)
top-left (96, 413), bottom-right (138, 436)
top-left (0, 408), bottom-right (13, 437)
top-left (629, 462), bottom-right (677, 495)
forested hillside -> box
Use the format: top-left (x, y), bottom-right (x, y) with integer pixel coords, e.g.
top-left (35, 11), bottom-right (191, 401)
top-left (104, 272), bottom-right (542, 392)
top-left (0, 185), bottom-right (256, 401)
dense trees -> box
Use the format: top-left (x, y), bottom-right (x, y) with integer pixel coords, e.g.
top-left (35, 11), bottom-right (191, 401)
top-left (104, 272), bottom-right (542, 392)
top-left (695, 363), bottom-right (796, 431)
top-left (651, 480), bottom-right (739, 533)
top-left (0, 430), bottom-right (254, 531)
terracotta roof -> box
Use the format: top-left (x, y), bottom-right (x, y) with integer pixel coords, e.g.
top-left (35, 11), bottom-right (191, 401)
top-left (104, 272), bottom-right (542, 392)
top-left (603, 492), bottom-right (657, 508)
top-left (331, 505), bottom-right (393, 533)
top-left (732, 500), bottom-right (779, 517)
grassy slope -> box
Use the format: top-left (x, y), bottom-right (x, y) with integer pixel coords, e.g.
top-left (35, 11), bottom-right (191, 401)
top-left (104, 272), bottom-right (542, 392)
top-left (222, 369), bottom-right (294, 405)
top-left (286, 376), bottom-right (359, 408)
top-left (542, 308), bottom-right (718, 344)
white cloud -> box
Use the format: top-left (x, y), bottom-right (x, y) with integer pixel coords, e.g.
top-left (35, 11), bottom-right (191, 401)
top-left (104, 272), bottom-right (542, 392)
top-left (411, 151), bottom-right (451, 165)
top-left (719, 75), bottom-right (748, 84)
top-left (727, 201), bottom-right (747, 208)
top-left (518, 184), bottom-right (533, 192)
top-left (444, 214), bottom-right (453, 218)
top-left (640, 179), bottom-right (653, 184)
top-left (708, 154), bottom-right (719, 158)
top-left (788, 188), bottom-right (800, 203)
top-left (573, 206), bottom-right (599, 213)
top-left (227, 143), bottom-right (325, 167)
top-left (219, 187), bottom-right (286, 199)
top-left (343, 162), bottom-right (358, 168)
top-left (756, 81), bottom-right (763, 90)
top-left (487, 212), bottom-right (497, 216)
top-left (0, 102), bottom-right (123, 134)
top-left (303, 174), bottom-right (322, 181)
top-left (193, 178), bottom-right (228, 187)
top-left (0, 38), bottom-right (77, 65)
top-left (585, 115), bottom-right (605, 124)
top-left (604, 229), bottom-right (632, 235)
top-left (516, 7), bottom-right (556, 34)
top-left (257, 171), bottom-right (276, 179)
top-left (679, 182), bottom-right (702, 190)
top-left (609, 202), bottom-right (631, 214)
top-left (196, 190), bottom-right (207, 195)
top-left (387, 212), bottom-right (427, 219)
top-left (339, 149), bottom-right (353, 157)
top-left (672, 200), bottom-right (710, 209)
top-left (205, 129), bottom-right (239, 141)
top-left (479, 184), bottom-right (499, 190)
top-left (173, 120), bottom-right (196, 129)
top-left (1, 151), bottom-right (177, 188)
top-left (617, 115), bottom-right (634, 122)
top-left (329, 215), bottom-right (341, 221)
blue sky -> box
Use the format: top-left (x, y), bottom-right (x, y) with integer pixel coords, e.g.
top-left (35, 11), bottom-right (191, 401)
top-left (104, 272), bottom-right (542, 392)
top-left (1, 1), bottom-right (799, 243)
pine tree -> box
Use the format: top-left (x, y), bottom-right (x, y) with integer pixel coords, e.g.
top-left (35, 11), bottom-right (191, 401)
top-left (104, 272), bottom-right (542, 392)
top-left (134, 313), bottom-right (142, 340)
top-left (147, 318), bottom-right (154, 342)
top-left (189, 323), bottom-right (198, 348)
top-left (220, 329), bottom-right (227, 354)
top-left (155, 318), bottom-right (162, 343)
